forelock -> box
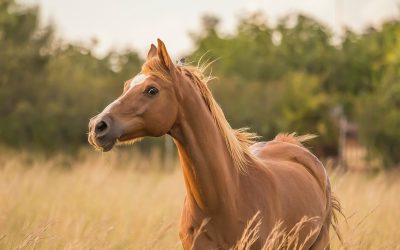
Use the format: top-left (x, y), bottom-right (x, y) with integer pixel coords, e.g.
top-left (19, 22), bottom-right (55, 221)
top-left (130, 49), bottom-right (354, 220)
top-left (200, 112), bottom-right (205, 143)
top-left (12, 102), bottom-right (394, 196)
top-left (142, 57), bottom-right (173, 83)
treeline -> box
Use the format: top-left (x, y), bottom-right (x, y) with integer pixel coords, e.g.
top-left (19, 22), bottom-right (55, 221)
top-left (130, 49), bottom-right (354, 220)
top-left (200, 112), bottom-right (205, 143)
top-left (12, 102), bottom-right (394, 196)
top-left (1, 1), bottom-right (399, 167)
top-left (189, 14), bottom-right (400, 167)
top-left (0, 0), bottom-right (143, 151)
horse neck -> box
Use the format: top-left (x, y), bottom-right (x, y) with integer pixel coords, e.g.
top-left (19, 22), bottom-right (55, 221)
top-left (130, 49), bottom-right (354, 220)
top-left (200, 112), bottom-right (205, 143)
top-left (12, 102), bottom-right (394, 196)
top-left (170, 82), bottom-right (240, 215)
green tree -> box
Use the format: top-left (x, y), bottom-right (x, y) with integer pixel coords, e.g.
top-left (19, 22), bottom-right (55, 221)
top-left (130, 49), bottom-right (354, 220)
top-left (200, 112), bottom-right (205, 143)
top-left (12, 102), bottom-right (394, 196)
top-left (355, 21), bottom-right (400, 167)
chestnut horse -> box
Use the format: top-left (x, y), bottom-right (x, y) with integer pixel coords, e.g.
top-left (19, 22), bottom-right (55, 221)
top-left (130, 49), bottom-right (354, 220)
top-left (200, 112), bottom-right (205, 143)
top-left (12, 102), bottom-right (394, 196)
top-left (88, 39), bottom-right (340, 249)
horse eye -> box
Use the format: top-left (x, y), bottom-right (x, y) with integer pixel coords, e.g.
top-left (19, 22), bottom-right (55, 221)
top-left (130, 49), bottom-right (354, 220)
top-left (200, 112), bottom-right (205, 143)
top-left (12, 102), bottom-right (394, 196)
top-left (144, 86), bottom-right (159, 96)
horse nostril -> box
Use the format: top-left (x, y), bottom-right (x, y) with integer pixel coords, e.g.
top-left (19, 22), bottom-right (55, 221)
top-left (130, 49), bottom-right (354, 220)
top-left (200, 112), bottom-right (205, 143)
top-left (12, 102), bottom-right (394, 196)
top-left (95, 120), bottom-right (109, 136)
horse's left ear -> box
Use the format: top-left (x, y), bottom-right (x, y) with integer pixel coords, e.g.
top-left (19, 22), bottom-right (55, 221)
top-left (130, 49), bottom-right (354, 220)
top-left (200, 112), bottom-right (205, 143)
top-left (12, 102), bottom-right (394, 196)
top-left (157, 38), bottom-right (174, 71)
top-left (147, 44), bottom-right (157, 60)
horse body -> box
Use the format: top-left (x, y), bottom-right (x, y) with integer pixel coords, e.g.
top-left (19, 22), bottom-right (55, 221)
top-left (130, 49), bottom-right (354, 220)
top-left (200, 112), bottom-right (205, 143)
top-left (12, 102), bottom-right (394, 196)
top-left (178, 142), bottom-right (330, 249)
top-left (88, 39), bottom-right (338, 250)
top-left (173, 93), bottom-right (330, 249)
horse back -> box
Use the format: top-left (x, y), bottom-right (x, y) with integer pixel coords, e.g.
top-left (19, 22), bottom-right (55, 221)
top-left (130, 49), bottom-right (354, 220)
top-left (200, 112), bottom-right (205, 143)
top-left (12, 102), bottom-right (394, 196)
top-left (251, 134), bottom-right (328, 193)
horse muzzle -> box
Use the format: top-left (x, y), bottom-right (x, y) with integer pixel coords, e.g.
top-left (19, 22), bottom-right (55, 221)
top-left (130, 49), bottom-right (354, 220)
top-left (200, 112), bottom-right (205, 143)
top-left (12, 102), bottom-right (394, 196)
top-left (88, 115), bottom-right (121, 152)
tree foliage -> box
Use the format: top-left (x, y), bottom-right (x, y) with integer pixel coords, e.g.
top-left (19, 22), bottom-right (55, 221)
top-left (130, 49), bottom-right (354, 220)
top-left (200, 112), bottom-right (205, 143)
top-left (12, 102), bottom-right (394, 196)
top-left (189, 13), bottom-right (400, 166)
top-left (0, 0), bottom-right (142, 151)
top-left (1, 1), bottom-right (399, 167)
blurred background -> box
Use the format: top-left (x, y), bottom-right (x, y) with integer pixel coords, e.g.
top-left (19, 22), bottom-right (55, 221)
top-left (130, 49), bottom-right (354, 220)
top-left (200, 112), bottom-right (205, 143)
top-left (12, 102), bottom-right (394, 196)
top-left (1, 0), bottom-right (400, 170)
top-left (1, 0), bottom-right (400, 249)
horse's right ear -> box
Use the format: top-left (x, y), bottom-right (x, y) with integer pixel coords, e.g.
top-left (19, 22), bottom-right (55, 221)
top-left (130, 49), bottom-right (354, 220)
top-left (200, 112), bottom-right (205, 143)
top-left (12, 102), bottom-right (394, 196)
top-left (157, 38), bottom-right (174, 71)
top-left (147, 44), bottom-right (157, 60)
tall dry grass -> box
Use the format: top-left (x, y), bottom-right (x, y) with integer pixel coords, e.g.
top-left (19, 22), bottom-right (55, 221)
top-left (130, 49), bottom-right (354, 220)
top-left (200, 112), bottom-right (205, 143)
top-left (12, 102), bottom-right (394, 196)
top-left (0, 149), bottom-right (183, 249)
top-left (330, 170), bottom-right (400, 250)
top-left (231, 213), bottom-right (321, 250)
top-left (0, 149), bottom-right (400, 249)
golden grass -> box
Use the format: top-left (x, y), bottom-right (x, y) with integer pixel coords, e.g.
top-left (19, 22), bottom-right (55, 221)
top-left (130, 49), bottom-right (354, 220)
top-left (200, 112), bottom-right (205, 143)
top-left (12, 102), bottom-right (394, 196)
top-left (0, 149), bottom-right (184, 249)
top-left (231, 214), bottom-right (320, 250)
top-left (330, 170), bottom-right (400, 250)
top-left (0, 149), bottom-right (400, 249)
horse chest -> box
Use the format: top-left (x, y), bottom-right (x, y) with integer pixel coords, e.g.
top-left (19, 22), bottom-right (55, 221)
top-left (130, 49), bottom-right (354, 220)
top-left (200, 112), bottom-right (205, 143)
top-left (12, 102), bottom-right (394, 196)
top-left (179, 203), bottom-right (249, 249)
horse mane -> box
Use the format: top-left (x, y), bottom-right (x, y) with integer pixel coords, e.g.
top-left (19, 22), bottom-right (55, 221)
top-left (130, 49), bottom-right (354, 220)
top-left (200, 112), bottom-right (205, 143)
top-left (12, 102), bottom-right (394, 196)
top-left (274, 133), bottom-right (317, 146)
top-left (142, 57), bottom-right (259, 172)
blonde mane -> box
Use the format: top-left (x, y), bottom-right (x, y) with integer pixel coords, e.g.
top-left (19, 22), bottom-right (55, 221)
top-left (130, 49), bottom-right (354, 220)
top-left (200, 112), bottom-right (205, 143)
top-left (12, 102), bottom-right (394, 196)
top-left (142, 57), bottom-right (259, 172)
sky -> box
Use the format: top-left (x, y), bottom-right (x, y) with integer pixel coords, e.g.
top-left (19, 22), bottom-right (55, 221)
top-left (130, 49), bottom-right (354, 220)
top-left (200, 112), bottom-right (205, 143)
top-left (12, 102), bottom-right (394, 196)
top-left (21, 0), bottom-right (400, 58)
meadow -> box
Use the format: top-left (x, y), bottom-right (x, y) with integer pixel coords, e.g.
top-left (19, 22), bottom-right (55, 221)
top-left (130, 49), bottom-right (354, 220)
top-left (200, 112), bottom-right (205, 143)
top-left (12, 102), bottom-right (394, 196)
top-left (1, 149), bottom-right (400, 250)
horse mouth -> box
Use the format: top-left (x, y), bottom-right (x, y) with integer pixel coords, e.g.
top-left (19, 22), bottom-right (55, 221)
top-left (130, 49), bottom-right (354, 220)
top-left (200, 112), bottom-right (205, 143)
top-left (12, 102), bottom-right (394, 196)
top-left (99, 141), bottom-right (116, 152)
top-left (88, 133), bottom-right (116, 152)
top-left (88, 128), bottom-right (143, 152)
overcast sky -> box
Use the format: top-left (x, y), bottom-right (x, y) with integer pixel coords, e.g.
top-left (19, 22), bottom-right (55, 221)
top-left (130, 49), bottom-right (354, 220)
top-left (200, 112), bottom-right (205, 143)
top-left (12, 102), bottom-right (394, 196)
top-left (21, 0), bottom-right (400, 58)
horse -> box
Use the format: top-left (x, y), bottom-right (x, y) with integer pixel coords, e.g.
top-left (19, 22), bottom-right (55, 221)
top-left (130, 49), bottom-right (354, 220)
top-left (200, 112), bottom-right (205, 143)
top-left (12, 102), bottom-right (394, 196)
top-left (88, 39), bottom-right (341, 249)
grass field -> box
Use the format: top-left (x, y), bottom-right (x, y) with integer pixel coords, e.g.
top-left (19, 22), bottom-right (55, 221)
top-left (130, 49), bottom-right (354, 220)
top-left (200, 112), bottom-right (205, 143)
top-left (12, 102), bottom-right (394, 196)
top-left (1, 149), bottom-right (400, 249)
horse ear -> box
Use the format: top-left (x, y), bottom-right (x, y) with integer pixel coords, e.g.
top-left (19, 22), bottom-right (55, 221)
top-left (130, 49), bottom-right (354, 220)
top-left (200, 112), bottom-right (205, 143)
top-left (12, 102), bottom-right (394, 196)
top-left (157, 38), bottom-right (174, 71)
top-left (147, 44), bottom-right (157, 60)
